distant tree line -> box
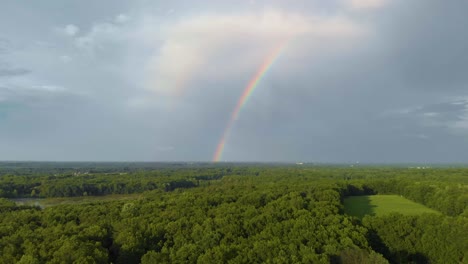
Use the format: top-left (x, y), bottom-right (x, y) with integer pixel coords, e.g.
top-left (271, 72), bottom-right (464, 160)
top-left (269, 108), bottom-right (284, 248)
top-left (0, 169), bottom-right (232, 198)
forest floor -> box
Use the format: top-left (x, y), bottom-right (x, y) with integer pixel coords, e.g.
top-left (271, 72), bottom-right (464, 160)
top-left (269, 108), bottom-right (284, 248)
top-left (12, 193), bottom-right (142, 208)
top-left (343, 195), bottom-right (440, 218)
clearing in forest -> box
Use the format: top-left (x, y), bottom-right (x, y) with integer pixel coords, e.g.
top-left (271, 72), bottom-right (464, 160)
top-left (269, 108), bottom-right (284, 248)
top-left (344, 195), bottom-right (440, 218)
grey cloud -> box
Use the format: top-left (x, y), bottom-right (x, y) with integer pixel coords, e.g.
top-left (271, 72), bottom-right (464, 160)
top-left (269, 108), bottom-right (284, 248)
top-left (63, 24), bottom-right (80, 36)
top-left (373, 0), bottom-right (468, 91)
top-left (0, 83), bottom-right (81, 111)
top-left (0, 38), bottom-right (8, 54)
top-left (415, 101), bottom-right (468, 119)
top-left (381, 98), bottom-right (468, 144)
top-left (1, 1), bottom-right (468, 162)
top-left (0, 68), bottom-right (31, 77)
top-left (0, 39), bottom-right (31, 77)
top-left (416, 100), bottom-right (468, 134)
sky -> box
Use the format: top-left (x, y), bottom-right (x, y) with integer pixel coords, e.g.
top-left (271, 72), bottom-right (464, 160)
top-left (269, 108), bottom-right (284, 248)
top-left (0, 0), bottom-right (468, 163)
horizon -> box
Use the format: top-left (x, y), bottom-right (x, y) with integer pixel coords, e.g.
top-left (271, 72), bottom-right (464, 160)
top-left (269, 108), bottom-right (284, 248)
top-left (1, 160), bottom-right (467, 166)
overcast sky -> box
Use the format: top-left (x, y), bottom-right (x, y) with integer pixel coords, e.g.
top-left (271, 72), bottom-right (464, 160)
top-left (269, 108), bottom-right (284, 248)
top-left (1, 0), bottom-right (467, 163)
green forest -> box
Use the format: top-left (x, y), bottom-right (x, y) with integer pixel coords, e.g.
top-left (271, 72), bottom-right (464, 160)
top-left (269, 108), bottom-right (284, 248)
top-left (0, 163), bottom-right (467, 263)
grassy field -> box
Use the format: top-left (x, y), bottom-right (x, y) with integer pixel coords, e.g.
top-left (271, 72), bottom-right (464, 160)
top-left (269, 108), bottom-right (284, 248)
top-left (344, 195), bottom-right (440, 218)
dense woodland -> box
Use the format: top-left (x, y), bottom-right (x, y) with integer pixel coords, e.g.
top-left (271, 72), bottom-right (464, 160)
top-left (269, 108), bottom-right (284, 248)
top-left (0, 164), bottom-right (467, 263)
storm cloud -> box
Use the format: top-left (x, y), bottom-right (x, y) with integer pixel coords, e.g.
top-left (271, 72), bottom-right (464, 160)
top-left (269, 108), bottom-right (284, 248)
top-left (0, 0), bottom-right (467, 163)
top-left (0, 68), bottom-right (31, 77)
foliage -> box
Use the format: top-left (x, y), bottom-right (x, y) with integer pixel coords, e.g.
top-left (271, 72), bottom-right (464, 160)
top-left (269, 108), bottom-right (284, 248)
top-left (0, 165), bottom-right (466, 263)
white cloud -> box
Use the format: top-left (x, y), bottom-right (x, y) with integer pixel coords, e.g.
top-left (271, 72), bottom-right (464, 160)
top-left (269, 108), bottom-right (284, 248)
top-left (73, 14), bottom-right (136, 52)
top-left (56, 9), bottom-right (367, 105)
top-left (75, 22), bottom-right (121, 49)
top-left (423, 112), bottom-right (439, 117)
top-left (449, 106), bottom-right (468, 133)
top-left (452, 120), bottom-right (468, 132)
top-left (115, 14), bottom-right (130, 24)
top-left (60, 55), bottom-right (72, 63)
top-left (143, 10), bottom-right (365, 96)
top-left (30, 85), bottom-right (66, 92)
top-left (0, 83), bottom-right (69, 104)
top-left (64, 24), bottom-right (80, 36)
top-left (402, 99), bottom-right (468, 134)
top-left (380, 106), bottom-right (422, 117)
top-left (345, 0), bottom-right (388, 10)
top-left (449, 96), bottom-right (468, 105)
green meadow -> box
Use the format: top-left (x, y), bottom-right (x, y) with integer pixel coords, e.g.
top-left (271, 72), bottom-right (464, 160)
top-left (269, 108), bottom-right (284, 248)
top-left (344, 195), bottom-right (440, 218)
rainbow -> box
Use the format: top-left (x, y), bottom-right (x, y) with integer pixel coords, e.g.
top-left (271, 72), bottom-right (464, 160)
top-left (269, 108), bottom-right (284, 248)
top-left (213, 40), bottom-right (290, 162)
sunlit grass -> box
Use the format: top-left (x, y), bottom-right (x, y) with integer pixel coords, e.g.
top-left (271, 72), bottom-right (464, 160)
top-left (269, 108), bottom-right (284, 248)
top-left (344, 195), bottom-right (440, 218)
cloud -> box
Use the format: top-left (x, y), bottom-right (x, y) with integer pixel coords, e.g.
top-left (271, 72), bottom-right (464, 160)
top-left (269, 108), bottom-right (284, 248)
top-left (377, 0), bottom-right (468, 92)
top-left (63, 24), bottom-right (80, 36)
top-left (0, 40), bottom-right (31, 77)
top-left (73, 13), bottom-right (132, 51)
top-left (345, 0), bottom-right (388, 10)
top-left (415, 134), bottom-right (430, 140)
top-left (30, 85), bottom-right (67, 92)
top-left (0, 38), bottom-right (9, 54)
top-left (143, 9), bottom-right (365, 97)
top-left (60, 55), bottom-right (72, 63)
top-left (384, 99), bottom-right (468, 135)
top-left (74, 18), bottom-right (130, 54)
top-left (423, 112), bottom-right (439, 117)
top-left (380, 106), bottom-right (422, 117)
top-left (0, 67), bottom-right (31, 77)
top-left (451, 115), bottom-right (468, 132)
top-left (446, 99), bottom-right (468, 134)
top-left (0, 83), bottom-right (76, 105)
top-left (115, 14), bottom-right (130, 23)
